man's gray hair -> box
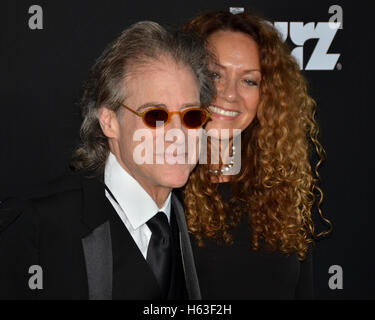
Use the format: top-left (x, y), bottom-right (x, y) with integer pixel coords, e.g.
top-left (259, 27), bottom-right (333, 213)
top-left (70, 21), bottom-right (215, 176)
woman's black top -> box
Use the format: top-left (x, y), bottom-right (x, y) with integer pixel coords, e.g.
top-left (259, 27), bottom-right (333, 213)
top-left (189, 182), bottom-right (314, 300)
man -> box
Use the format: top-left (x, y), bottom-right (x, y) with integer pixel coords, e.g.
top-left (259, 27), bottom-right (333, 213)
top-left (0, 21), bottom-right (214, 299)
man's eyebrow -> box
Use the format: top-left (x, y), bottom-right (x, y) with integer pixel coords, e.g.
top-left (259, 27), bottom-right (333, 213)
top-left (181, 102), bottom-right (201, 108)
top-left (136, 103), bottom-right (167, 112)
top-left (136, 102), bottom-right (201, 112)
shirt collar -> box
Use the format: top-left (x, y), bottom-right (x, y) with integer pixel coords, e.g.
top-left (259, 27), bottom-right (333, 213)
top-left (104, 152), bottom-right (171, 230)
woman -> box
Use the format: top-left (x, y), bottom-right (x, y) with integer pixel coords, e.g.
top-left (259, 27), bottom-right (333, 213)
top-left (181, 10), bottom-right (332, 299)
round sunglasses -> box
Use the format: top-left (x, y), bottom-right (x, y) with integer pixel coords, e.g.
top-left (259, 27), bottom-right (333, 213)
top-left (121, 104), bottom-right (211, 129)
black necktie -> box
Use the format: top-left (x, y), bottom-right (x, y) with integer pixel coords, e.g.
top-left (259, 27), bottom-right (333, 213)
top-left (146, 211), bottom-right (172, 298)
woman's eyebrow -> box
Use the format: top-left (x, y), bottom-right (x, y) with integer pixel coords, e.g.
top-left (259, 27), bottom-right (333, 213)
top-left (212, 63), bottom-right (261, 74)
top-left (211, 62), bottom-right (224, 69)
top-left (244, 69), bottom-right (260, 72)
top-left (243, 69), bottom-right (262, 74)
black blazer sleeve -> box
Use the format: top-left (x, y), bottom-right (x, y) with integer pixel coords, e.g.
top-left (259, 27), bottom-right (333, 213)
top-left (0, 199), bottom-right (39, 299)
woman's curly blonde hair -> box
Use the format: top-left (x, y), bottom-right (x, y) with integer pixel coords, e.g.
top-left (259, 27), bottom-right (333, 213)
top-left (182, 10), bottom-right (332, 261)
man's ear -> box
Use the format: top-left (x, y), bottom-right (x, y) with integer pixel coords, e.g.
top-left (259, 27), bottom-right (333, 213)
top-left (97, 107), bottom-right (119, 139)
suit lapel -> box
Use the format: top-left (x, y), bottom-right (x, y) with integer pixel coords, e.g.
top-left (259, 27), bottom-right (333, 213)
top-left (80, 175), bottom-right (113, 300)
top-left (171, 193), bottom-right (201, 300)
top-left (82, 221), bottom-right (112, 300)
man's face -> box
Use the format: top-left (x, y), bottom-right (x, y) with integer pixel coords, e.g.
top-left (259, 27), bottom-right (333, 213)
top-left (109, 58), bottom-right (201, 198)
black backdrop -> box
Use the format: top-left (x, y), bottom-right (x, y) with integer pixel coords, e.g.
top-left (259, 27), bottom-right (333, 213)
top-left (0, 0), bottom-right (374, 299)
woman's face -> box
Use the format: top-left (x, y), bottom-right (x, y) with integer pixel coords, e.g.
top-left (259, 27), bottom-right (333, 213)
top-left (206, 30), bottom-right (261, 136)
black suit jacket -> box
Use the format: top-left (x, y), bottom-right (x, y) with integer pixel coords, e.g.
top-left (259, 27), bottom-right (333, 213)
top-left (0, 173), bottom-right (201, 300)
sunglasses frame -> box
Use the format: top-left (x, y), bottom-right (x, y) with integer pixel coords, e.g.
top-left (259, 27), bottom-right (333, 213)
top-left (120, 103), bottom-right (211, 129)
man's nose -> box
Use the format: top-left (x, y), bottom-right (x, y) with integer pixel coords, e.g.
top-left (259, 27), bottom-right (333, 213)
top-left (168, 112), bottom-right (183, 130)
top-left (164, 113), bottom-right (186, 145)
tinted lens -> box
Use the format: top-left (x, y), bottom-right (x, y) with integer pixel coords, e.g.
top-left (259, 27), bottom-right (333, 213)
top-left (183, 109), bottom-right (206, 128)
top-left (144, 109), bottom-right (169, 127)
